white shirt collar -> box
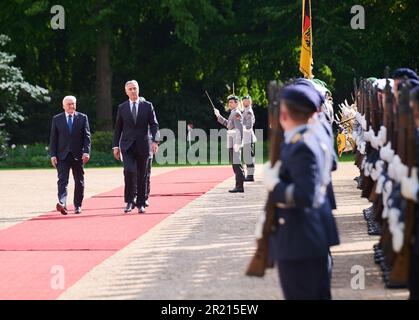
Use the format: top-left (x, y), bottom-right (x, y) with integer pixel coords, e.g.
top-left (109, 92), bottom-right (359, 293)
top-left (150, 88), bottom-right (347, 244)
top-left (130, 97), bottom-right (140, 106)
top-left (65, 112), bottom-right (75, 118)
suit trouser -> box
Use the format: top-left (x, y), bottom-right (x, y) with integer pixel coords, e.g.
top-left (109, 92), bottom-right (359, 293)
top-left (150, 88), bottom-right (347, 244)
top-left (409, 253), bottom-right (419, 300)
top-left (145, 155), bottom-right (153, 201)
top-left (243, 143), bottom-right (255, 176)
top-left (57, 153), bottom-right (84, 207)
top-left (122, 145), bottom-right (148, 206)
top-left (276, 256), bottom-right (331, 300)
top-left (229, 148), bottom-right (245, 188)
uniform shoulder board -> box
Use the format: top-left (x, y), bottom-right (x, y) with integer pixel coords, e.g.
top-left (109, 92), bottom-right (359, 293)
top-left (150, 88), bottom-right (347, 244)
top-left (291, 133), bottom-right (302, 144)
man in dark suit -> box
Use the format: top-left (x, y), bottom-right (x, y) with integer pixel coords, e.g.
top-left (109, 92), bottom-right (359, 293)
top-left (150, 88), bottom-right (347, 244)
top-left (263, 83), bottom-right (339, 300)
top-left (112, 80), bottom-right (159, 214)
top-left (49, 95), bottom-right (91, 215)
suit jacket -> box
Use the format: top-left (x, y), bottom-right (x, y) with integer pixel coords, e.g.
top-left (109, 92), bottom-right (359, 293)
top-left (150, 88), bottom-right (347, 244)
top-left (112, 99), bottom-right (159, 156)
top-left (269, 126), bottom-right (339, 261)
top-left (49, 112), bottom-right (91, 160)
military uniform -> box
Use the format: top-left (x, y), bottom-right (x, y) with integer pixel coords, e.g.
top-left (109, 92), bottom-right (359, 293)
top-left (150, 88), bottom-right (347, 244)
top-left (242, 97), bottom-right (257, 181)
top-left (217, 97), bottom-right (245, 192)
top-left (410, 86), bottom-right (419, 300)
top-left (265, 83), bottom-right (339, 300)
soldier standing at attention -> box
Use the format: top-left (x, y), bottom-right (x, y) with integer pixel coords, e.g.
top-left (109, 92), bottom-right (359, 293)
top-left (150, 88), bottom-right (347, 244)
top-left (401, 85), bottom-right (419, 300)
top-left (263, 83), bottom-right (339, 300)
top-left (214, 95), bottom-right (245, 193)
top-left (242, 95), bottom-right (257, 182)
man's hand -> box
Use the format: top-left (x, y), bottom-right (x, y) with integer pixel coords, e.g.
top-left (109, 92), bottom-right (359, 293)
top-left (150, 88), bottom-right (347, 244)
top-left (233, 144), bottom-right (241, 153)
top-left (82, 153), bottom-right (90, 165)
top-left (263, 161), bottom-right (282, 192)
top-left (51, 157), bottom-right (57, 168)
top-left (401, 168), bottom-right (418, 202)
top-left (214, 108), bottom-right (220, 118)
top-left (151, 142), bottom-right (159, 155)
top-left (113, 147), bottom-right (121, 160)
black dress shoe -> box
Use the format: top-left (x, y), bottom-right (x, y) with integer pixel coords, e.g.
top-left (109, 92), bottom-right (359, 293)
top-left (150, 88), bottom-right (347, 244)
top-left (145, 200), bottom-right (149, 207)
top-left (138, 206), bottom-right (146, 214)
top-left (244, 175), bottom-right (254, 182)
top-left (75, 207), bottom-right (82, 214)
top-left (124, 203), bottom-right (135, 213)
top-left (56, 202), bottom-right (68, 215)
top-left (229, 187), bottom-right (244, 193)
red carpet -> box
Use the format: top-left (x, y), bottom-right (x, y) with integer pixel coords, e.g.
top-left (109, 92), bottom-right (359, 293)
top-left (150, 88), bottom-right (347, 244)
top-left (0, 167), bottom-right (232, 299)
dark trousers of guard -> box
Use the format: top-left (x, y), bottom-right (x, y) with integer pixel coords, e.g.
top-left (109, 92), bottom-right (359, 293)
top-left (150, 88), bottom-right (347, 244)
top-left (277, 256), bottom-right (331, 300)
top-left (229, 148), bottom-right (245, 188)
top-left (122, 142), bottom-right (149, 206)
top-left (57, 153), bottom-right (84, 207)
top-left (145, 156), bottom-right (153, 201)
top-left (409, 253), bottom-right (419, 300)
top-left (243, 143), bottom-right (255, 176)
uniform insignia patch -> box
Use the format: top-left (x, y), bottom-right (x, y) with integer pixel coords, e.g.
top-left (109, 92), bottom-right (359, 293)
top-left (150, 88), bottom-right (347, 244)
top-left (291, 133), bottom-right (302, 144)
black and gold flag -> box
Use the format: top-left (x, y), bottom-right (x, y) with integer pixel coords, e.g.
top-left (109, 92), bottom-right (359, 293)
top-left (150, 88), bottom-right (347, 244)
top-left (299, 0), bottom-right (313, 79)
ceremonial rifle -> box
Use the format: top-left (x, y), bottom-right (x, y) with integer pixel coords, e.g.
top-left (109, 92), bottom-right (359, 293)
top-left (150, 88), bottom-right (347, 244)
top-left (388, 81), bottom-right (416, 287)
top-left (246, 81), bottom-right (283, 277)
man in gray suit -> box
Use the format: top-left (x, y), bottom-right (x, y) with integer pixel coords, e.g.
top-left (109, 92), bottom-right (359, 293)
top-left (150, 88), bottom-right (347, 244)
top-left (214, 95), bottom-right (245, 193)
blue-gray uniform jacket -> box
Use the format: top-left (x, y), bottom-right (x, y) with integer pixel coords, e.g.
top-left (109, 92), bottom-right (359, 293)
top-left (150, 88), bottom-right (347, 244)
top-left (310, 112), bottom-right (338, 210)
top-left (269, 125), bottom-right (339, 261)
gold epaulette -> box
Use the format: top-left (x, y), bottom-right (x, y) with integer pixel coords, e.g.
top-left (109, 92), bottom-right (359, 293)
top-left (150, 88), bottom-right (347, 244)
top-left (291, 133), bottom-right (302, 144)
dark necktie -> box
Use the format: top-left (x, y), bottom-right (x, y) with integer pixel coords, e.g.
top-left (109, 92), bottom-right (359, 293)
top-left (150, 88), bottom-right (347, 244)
top-left (132, 102), bottom-right (137, 123)
top-left (67, 114), bottom-right (73, 134)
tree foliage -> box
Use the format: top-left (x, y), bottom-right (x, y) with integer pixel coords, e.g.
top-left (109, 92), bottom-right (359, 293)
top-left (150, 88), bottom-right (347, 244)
top-left (0, 0), bottom-right (417, 144)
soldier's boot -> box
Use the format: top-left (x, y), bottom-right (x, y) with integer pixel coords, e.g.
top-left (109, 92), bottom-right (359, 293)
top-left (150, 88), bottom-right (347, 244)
top-left (229, 184), bottom-right (244, 193)
top-left (244, 175), bottom-right (254, 182)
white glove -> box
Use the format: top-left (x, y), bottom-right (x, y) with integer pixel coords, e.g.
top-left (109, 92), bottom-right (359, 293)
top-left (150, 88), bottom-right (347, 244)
top-left (370, 160), bottom-right (384, 181)
top-left (363, 127), bottom-right (374, 142)
top-left (370, 134), bottom-right (380, 150)
top-left (377, 126), bottom-right (387, 147)
top-left (388, 155), bottom-right (402, 180)
top-left (355, 112), bottom-right (362, 124)
top-left (263, 161), bottom-right (281, 192)
top-left (394, 161), bottom-right (409, 183)
top-left (364, 162), bottom-right (373, 177)
top-left (361, 116), bottom-right (367, 131)
top-left (233, 144), bottom-right (241, 153)
top-left (375, 174), bottom-right (386, 194)
top-left (401, 168), bottom-right (419, 202)
top-left (361, 157), bottom-right (367, 170)
top-left (254, 211), bottom-right (266, 239)
top-left (359, 141), bottom-right (366, 155)
top-left (392, 223), bottom-right (405, 253)
top-left (214, 108), bottom-right (220, 118)
top-left (380, 142), bottom-right (395, 163)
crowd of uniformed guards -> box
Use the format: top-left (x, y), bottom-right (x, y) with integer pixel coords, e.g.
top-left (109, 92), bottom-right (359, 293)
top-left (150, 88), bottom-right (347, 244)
top-left (347, 67), bottom-right (419, 299)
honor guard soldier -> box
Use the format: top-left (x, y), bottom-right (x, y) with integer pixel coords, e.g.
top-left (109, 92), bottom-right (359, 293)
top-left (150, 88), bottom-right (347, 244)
top-left (401, 85), bottom-right (419, 300)
top-left (242, 95), bottom-right (257, 182)
top-left (214, 95), bottom-right (246, 193)
top-left (392, 68), bottom-right (419, 105)
top-left (263, 82), bottom-right (339, 300)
